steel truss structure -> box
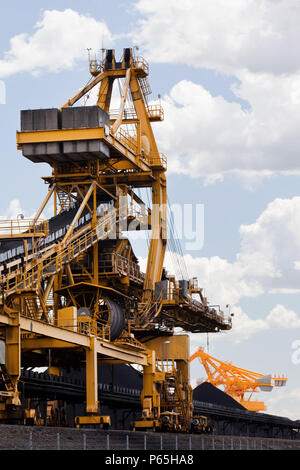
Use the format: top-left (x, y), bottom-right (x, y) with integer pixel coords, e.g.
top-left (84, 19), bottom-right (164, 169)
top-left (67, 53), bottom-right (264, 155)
top-left (190, 347), bottom-right (287, 412)
top-left (0, 48), bottom-right (231, 429)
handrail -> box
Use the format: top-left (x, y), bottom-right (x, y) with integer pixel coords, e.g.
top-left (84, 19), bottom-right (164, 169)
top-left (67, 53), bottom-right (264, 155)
top-left (99, 252), bottom-right (145, 282)
top-left (133, 57), bottom-right (149, 75)
top-left (115, 128), bottom-right (138, 154)
top-left (110, 107), bottom-right (136, 120)
top-left (1, 211), bottom-right (117, 295)
top-left (89, 59), bottom-right (103, 74)
top-left (147, 152), bottom-right (167, 169)
top-left (147, 104), bottom-right (164, 121)
top-left (0, 218), bottom-right (49, 238)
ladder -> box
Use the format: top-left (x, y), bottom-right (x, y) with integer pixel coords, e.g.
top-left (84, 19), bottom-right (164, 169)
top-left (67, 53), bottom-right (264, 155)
top-left (138, 77), bottom-right (152, 102)
top-left (24, 297), bottom-right (38, 319)
top-left (57, 190), bottom-right (74, 212)
top-left (173, 375), bottom-right (191, 430)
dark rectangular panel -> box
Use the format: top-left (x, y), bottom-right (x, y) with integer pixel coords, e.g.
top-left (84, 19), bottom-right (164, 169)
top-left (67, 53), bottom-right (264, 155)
top-left (61, 106), bottom-right (110, 129)
top-left (21, 109), bottom-right (61, 131)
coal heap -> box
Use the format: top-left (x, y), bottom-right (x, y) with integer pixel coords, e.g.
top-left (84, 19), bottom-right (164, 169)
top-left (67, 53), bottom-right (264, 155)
top-left (63, 364), bottom-right (143, 390)
top-left (193, 382), bottom-right (246, 410)
top-left (99, 364), bottom-right (143, 389)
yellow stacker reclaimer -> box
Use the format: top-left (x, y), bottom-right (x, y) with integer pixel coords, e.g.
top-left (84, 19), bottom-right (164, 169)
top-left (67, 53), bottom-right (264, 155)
top-left (0, 48), bottom-right (231, 430)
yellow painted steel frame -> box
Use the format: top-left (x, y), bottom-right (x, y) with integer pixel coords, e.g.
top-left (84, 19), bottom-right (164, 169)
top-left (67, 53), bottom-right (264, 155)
top-left (0, 48), bottom-right (203, 428)
top-left (75, 415), bottom-right (111, 429)
top-left (133, 335), bottom-right (193, 431)
top-left (190, 347), bottom-right (287, 412)
top-left (5, 315), bottom-right (21, 406)
top-left (65, 52), bottom-right (168, 305)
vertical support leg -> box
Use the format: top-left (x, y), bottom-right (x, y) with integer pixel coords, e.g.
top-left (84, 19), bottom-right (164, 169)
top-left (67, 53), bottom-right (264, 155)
top-left (92, 186), bottom-right (99, 284)
top-left (177, 359), bottom-right (193, 427)
top-left (86, 337), bottom-right (98, 414)
top-left (131, 349), bottom-right (164, 431)
top-left (75, 337), bottom-right (111, 429)
top-left (141, 350), bottom-right (160, 419)
top-left (5, 321), bottom-right (21, 405)
top-left (0, 317), bottom-right (23, 423)
top-left (143, 172), bottom-right (167, 300)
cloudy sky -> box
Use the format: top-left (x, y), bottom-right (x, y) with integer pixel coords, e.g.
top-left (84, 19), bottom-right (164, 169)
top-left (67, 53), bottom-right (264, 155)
top-left (1, 0), bottom-right (300, 419)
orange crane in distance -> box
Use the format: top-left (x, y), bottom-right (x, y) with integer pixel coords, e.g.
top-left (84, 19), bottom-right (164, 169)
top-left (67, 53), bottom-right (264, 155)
top-left (190, 347), bottom-right (287, 412)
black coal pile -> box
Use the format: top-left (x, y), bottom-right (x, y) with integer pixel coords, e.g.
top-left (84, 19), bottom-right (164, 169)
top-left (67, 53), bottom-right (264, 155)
top-left (193, 382), bottom-right (246, 410)
top-left (63, 364), bottom-right (143, 390)
top-left (99, 364), bottom-right (143, 389)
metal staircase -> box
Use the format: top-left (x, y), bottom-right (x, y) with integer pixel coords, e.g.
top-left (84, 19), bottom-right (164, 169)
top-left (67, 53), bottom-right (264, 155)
top-left (1, 211), bottom-right (117, 297)
top-left (138, 77), bottom-right (152, 102)
top-left (57, 190), bottom-right (74, 212)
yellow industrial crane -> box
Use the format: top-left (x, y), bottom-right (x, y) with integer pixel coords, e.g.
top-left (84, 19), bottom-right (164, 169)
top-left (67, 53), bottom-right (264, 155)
top-left (0, 47), bottom-right (232, 428)
top-left (190, 347), bottom-right (287, 412)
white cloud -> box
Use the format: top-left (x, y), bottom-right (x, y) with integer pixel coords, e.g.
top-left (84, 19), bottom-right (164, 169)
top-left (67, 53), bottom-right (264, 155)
top-left (152, 197), bottom-right (300, 305)
top-left (264, 387), bottom-right (300, 420)
top-left (138, 196), bottom-right (300, 341)
top-left (134, 0), bottom-right (300, 76)
top-left (0, 199), bottom-right (53, 221)
top-left (215, 306), bottom-right (269, 343)
top-left (0, 80), bottom-right (5, 104)
top-left (238, 197), bottom-right (300, 291)
top-left (140, 196), bottom-right (300, 308)
top-left (151, 73), bottom-right (300, 179)
top-left (191, 304), bottom-right (300, 344)
top-left (0, 199), bottom-right (24, 220)
top-left (0, 9), bottom-right (112, 78)
top-left (267, 304), bottom-right (300, 328)
top-left (174, 253), bottom-right (263, 307)
top-left (269, 288), bottom-right (300, 294)
top-left (133, 1), bottom-right (300, 181)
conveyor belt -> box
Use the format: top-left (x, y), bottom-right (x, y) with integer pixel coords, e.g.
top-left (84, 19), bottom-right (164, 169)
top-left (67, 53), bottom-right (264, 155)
top-left (0, 200), bottom-right (114, 266)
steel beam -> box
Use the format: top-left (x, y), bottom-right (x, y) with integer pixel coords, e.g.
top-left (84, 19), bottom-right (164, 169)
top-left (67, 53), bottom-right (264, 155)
top-left (96, 341), bottom-right (148, 366)
top-left (17, 128), bottom-right (105, 144)
top-left (20, 317), bottom-right (90, 347)
top-left (21, 338), bottom-right (79, 350)
top-left (1, 314), bottom-right (147, 364)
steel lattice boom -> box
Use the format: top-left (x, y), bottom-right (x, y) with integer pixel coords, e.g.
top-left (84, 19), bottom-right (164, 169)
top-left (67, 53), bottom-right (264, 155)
top-left (190, 347), bottom-right (287, 412)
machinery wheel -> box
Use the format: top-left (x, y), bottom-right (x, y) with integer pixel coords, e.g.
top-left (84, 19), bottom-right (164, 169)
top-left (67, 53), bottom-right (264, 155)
top-left (97, 298), bottom-right (125, 340)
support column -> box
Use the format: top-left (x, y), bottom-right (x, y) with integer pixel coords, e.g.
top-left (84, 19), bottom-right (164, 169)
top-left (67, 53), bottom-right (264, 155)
top-left (86, 336), bottom-right (98, 414)
top-left (141, 350), bottom-right (161, 419)
top-left (92, 185), bottom-right (99, 284)
top-left (5, 319), bottom-right (21, 405)
top-left (75, 337), bottom-right (111, 428)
